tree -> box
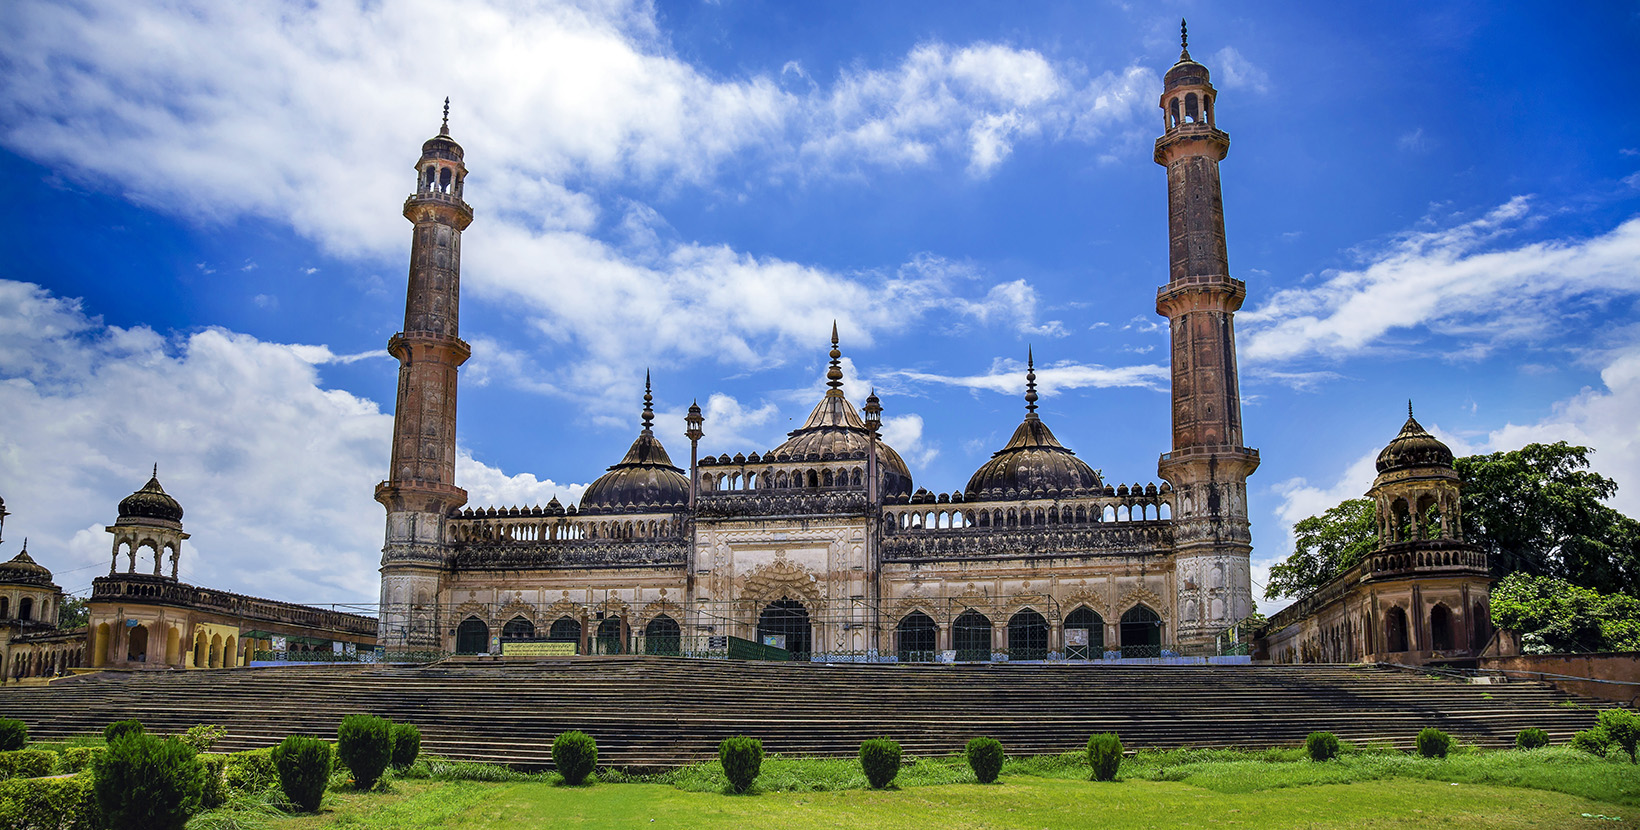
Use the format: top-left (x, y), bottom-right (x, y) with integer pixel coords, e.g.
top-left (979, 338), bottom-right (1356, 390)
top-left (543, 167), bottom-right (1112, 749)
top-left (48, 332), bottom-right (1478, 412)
top-left (1264, 499), bottom-right (1377, 601)
top-left (1489, 572), bottom-right (1640, 653)
top-left (58, 596), bottom-right (89, 629)
top-left (1456, 442), bottom-right (1639, 596)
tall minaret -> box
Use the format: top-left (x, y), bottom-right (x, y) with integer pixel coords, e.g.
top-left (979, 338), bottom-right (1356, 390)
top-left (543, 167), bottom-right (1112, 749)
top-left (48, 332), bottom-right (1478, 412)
top-left (374, 99), bottom-right (473, 650)
top-left (1153, 23), bottom-right (1259, 644)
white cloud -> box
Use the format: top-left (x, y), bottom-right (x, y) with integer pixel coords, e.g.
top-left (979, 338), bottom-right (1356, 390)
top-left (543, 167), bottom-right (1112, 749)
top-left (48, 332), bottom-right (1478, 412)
top-left (1210, 47), bottom-right (1269, 94)
top-left (893, 356), bottom-right (1169, 396)
top-left (0, 280), bottom-right (559, 603)
top-left (1241, 199), bottom-right (1640, 362)
top-left (881, 413), bottom-right (939, 471)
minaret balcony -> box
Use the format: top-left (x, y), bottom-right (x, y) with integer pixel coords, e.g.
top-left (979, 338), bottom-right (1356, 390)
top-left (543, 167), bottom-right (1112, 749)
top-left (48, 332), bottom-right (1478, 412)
top-left (403, 190), bottom-right (473, 217)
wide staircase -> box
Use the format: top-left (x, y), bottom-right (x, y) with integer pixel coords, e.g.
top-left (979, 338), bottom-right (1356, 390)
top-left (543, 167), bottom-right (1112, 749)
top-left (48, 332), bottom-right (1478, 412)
top-left (0, 658), bottom-right (1609, 768)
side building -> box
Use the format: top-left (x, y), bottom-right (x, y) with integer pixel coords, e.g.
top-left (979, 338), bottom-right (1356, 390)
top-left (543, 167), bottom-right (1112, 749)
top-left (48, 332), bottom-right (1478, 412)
top-left (1254, 410), bottom-right (1493, 664)
top-left (0, 497), bottom-right (85, 682)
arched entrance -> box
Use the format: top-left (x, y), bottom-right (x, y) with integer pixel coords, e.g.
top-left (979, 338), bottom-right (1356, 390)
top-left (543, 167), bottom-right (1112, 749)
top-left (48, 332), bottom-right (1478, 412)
top-left (644, 615), bottom-right (681, 656)
top-left (208, 634), bottom-right (223, 668)
top-left (126, 625), bottom-right (149, 663)
top-left (224, 635), bottom-right (237, 668)
top-left (1384, 606), bottom-right (1409, 653)
top-left (548, 616), bottom-right (581, 653)
top-left (93, 623), bottom-right (111, 668)
top-left (1430, 604), bottom-right (1452, 651)
top-left (1007, 609), bottom-right (1049, 661)
top-left (455, 616), bottom-right (490, 655)
top-left (166, 627), bottom-right (181, 667)
top-left (596, 617), bottom-right (625, 655)
top-left (1471, 601), bottom-right (1490, 652)
top-left (756, 598), bottom-right (811, 658)
top-left (192, 631), bottom-right (206, 668)
top-left (896, 611), bottom-right (937, 662)
top-left (953, 610), bottom-right (992, 662)
top-left (1119, 605), bottom-right (1162, 657)
top-left (1064, 606), bottom-right (1105, 659)
top-left (501, 616), bottom-right (536, 640)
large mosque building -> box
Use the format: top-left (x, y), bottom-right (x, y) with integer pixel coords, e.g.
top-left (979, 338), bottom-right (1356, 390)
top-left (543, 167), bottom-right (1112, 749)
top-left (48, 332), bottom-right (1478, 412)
top-left (374, 33), bottom-right (1261, 661)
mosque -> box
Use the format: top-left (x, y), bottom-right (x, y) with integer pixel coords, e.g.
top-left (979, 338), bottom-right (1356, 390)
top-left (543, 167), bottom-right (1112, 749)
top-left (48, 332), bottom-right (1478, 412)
top-left (373, 32), bottom-right (1262, 661)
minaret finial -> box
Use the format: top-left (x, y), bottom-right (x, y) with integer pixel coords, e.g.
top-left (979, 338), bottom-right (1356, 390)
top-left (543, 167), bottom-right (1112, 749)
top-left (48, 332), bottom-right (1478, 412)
top-left (642, 370), bottom-right (655, 432)
top-left (440, 97), bottom-right (450, 136)
top-left (1180, 19), bottom-right (1189, 58)
top-left (1408, 399), bottom-right (1414, 418)
top-left (826, 321), bottom-right (844, 393)
top-left (1025, 347), bottom-right (1039, 417)
top-left (152, 462), bottom-right (158, 479)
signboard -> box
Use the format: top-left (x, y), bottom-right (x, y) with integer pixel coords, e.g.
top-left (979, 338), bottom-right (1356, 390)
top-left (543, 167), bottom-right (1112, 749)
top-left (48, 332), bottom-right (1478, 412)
top-left (272, 636), bottom-right (288, 651)
top-left (333, 641), bottom-right (344, 654)
top-left (708, 636), bottom-right (728, 650)
top-left (1065, 629), bottom-right (1090, 647)
top-left (125, 619), bottom-right (141, 628)
top-left (345, 642), bottom-right (357, 656)
top-left (501, 641), bottom-right (577, 657)
top-left (761, 634), bottom-right (787, 649)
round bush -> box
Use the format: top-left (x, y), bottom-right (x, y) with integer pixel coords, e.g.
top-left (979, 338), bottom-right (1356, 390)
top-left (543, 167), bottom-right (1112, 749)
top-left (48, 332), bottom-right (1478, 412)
top-left (1596, 709), bottom-right (1638, 763)
top-left (0, 719), bottom-right (26, 752)
top-left (1306, 731), bottom-right (1341, 762)
top-left (272, 735), bottom-right (332, 813)
top-left (391, 722), bottom-right (422, 770)
top-left (718, 736), bottom-right (763, 794)
top-left (92, 733), bottom-right (205, 830)
top-left (1086, 733), bottom-right (1123, 781)
top-left (966, 737), bottom-right (1004, 784)
top-left (103, 720), bottom-right (144, 743)
top-left (552, 731), bottom-right (598, 785)
top-left (1514, 728), bottom-right (1550, 750)
top-left (336, 714), bottom-right (393, 790)
top-left (1416, 727), bottom-right (1451, 759)
top-left (858, 737), bottom-right (901, 789)
top-left (1572, 728), bottom-right (1611, 757)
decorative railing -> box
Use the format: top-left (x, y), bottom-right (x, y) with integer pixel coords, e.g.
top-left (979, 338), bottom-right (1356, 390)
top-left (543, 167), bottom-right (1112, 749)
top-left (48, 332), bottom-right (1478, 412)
top-left (1362, 541), bottom-right (1488, 579)
top-left (696, 490), bottom-right (870, 519)
top-left (90, 575), bottom-right (377, 636)
top-left (880, 523), bottom-right (1174, 561)
top-left (449, 540), bottom-right (688, 570)
top-left (447, 509), bottom-right (687, 544)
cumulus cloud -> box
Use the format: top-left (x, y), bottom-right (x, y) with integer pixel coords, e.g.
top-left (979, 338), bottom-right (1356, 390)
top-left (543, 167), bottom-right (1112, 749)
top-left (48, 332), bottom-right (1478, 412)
top-left (1241, 198), bottom-right (1640, 362)
top-left (1210, 47), bottom-right (1270, 94)
top-left (892, 356), bottom-right (1169, 396)
top-left (0, 280), bottom-right (567, 603)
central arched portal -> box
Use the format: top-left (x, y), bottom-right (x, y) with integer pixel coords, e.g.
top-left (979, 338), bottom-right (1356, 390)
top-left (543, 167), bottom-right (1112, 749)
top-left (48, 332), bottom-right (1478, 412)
top-left (1119, 605), bottom-right (1163, 657)
top-left (644, 615), bottom-right (681, 656)
top-left (455, 617), bottom-right (490, 655)
top-left (1007, 609), bottom-right (1049, 661)
top-left (756, 598), bottom-right (811, 658)
top-left (896, 611), bottom-right (937, 662)
top-left (953, 610), bottom-right (993, 662)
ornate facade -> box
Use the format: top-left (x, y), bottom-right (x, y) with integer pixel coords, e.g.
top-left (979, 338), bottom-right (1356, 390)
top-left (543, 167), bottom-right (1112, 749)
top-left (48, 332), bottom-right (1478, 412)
top-left (377, 34), bottom-right (1260, 660)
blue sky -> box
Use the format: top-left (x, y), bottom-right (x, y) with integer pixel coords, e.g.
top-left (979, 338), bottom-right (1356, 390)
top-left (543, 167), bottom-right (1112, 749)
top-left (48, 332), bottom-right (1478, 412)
top-left (1, 1), bottom-right (1636, 613)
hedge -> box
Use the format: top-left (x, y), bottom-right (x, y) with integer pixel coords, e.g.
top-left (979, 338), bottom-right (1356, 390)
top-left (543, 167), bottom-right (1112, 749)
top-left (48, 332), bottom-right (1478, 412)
top-left (0, 721), bottom-right (25, 753)
top-left (199, 754), bottom-right (228, 808)
top-left (337, 714), bottom-right (393, 790)
top-left (55, 747), bottom-right (106, 775)
top-left (92, 734), bottom-right (205, 830)
top-left (223, 747), bottom-right (278, 792)
top-left (552, 731), bottom-right (598, 786)
top-left (0, 774), bottom-right (96, 830)
top-left (966, 737), bottom-right (1005, 784)
top-left (0, 752), bottom-right (54, 781)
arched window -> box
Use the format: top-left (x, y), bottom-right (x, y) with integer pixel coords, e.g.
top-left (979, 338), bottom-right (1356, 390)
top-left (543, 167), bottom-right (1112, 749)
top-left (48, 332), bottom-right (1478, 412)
top-left (17, 597), bottom-right (31, 622)
top-left (502, 616), bottom-right (535, 640)
top-left (896, 611), bottom-right (936, 663)
top-left (126, 624), bottom-right (150, 663)
top-left (822, 469), bottom-right (834, 487)
top-left (851, 468), bottom-right (863, 486)
top-left (1119, 606), bottom-right (1162, 657)
top-left (644, 615), bottom-right (681, 656)
top-left (1430, 604), bottom-right (1453, 651)
top-left (596, 617), bottom-right (624, 655)
top-left (1007, 609), bottom-right (1049, 661)
top-left (548, 616), bottom-right (581, 647)
top-left (1472, 601), bottom-right (1490, 652)
top-left (456, 617), bottom-right (490, 655)
top-left (953, 610), bottom-right (992, 662)
top-left (1064, 606), bottom-right (1104, 659)
top-left (757, 598), bottom-right (811, 658)
top-left (1383, 606), bottom-right (1409, 653)
top-left (807, 470), bottom-right (819, 488)
top-left (0, 597), bottom-right (8, 618)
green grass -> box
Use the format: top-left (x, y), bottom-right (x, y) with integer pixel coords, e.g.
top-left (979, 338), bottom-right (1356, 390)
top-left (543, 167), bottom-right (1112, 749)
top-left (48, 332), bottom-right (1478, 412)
top-left (181, 747), bottom-right (1638, 829)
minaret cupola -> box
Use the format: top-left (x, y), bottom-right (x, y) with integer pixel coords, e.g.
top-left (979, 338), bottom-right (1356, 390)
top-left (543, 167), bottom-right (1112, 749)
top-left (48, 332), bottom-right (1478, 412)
top-left (414, 98), bottom-right (470, 207)
top-left (1161, 20), bottom-right (1219, 134)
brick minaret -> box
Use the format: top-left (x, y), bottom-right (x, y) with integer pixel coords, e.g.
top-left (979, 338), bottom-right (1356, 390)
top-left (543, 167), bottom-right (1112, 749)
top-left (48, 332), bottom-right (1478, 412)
top-left (1153, 24), bottom-right (1259, 644)
top-left (375, 100), bottom-right (472, 650)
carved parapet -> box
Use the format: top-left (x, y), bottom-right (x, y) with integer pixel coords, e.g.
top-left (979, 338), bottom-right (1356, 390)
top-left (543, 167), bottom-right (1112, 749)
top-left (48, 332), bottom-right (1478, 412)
top-left (1362, 540), bottom-right (1488, 581)
top-left (880, 522), bottom-right (1174, 562)
top-left (696, 491), bottom-right (870, 519)
top-left (447, 509), bottom-right (687, 544)
top-left (90, 574), bottom-right (377, 636)
top-left (448, 539), bottom-right (688, 571)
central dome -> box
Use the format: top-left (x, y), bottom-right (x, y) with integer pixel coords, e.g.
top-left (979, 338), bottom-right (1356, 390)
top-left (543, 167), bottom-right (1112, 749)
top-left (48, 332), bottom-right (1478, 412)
top-left (580, 378), bottom-right (689, 512)
top-left (1375, 407), bottom-right (1455, 474)
top-left (770, 326), bottom-right (912, 497)
top-left (965, 353), bottom-right (1101, 499)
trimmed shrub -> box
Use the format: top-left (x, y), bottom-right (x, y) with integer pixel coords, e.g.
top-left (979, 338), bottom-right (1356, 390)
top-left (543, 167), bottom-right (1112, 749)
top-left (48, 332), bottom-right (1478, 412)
top-left (391, 722), bottom-right (422, 770)
top-left (1515, 728), bottom-right (1550, 750)
top-left (198, 754), bottom-right (227, 808)
top-left (223, 747), bottom-right (277, 792)
top-left (1596, 709), bottom-right (1639, 763)
top-left (92, 733), bottom-right (205, 830)
top-left (0, 774), bottom-right (97, 830)
top-left (272, 735), bottom-right (333, 813)
top-left (551, 731), bottom-right (598, 786)
top-left (1416, 727), bottom-right (1451, 759)
top-left (966, 737), bottom-right (1004, 784)
top-left (858, 738), bottom-right (901, 789)
top-left (0, 720), bottom-right (25, 753)
top-left (1086, 733), bottom-right (1123, 781)
top-left (57, 747), bottom-right (106, 775)
top-left (103, 720), bottom-right (144, 742)
top-left (718, 736), bottom-right (763, 794)
top-left (1306, 731), bottom-right (1341, 762)
top-left (1572, 728), bottom-right (1611, 757)
top-left (336, 714), bottom-right (393, 790)
top-left (180, 724), bottom-right (227, 752)
top-left (0, 751), bottom-right (55, 780)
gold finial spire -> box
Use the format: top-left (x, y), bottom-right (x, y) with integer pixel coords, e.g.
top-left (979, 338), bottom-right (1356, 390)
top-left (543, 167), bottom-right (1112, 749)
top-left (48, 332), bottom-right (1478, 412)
top-left (825, 321), bottom-right (844, 394)
top-left (1025, 347), bottom-right (1039, 418)
top-left (440, 97), bottom-right (450, 136)
top-left (1180, 19), bottom-right (1190, 59)
top-left (642, 370), bottom-right (655, 432)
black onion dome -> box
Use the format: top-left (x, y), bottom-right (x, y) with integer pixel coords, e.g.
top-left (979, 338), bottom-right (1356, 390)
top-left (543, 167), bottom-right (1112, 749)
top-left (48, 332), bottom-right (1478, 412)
top-left (773, 393), bottom-right (914, 497)
top-left (0, 548), bottom-right (53, 586)
top-left (579, 376), bottom-right (689, 512)
top-left (1375, 412), bottom-right (1455, 474)
top-left (118, 475), bottom-right (183, 524)
top-left (966, 418), bottom-right (1100, 497)
top-left (420, 99), bottom-right (464, 162)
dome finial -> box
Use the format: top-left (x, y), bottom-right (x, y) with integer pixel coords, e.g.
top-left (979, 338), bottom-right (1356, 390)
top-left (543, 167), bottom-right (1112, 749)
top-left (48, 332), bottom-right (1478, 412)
top-left (641, 370), bottom-right (655, 432)
top-left (826, 321), bottom-right (844, 393)
top-left (1180, 19), bottom-right (1190, 59)
top-left (440, 97), bottom-right (451, 136)
top-left (1024, 347), bottom-right (1039, 417)
top-left (152, 462), bottom-right (158, 479)
top-left (1408, 399), bottom-right (1414, 418)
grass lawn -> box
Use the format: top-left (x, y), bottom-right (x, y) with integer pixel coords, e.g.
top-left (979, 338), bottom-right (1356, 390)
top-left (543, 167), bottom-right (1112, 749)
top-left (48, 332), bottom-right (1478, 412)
top-left (260, 776), bottom-right (1621, 830)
